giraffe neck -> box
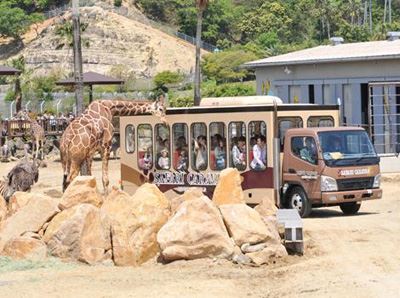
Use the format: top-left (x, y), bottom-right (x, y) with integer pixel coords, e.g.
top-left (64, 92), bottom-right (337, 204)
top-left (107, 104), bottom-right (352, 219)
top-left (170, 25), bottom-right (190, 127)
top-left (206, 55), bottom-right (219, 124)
top-left (98, 100), bottom-right (154, 116)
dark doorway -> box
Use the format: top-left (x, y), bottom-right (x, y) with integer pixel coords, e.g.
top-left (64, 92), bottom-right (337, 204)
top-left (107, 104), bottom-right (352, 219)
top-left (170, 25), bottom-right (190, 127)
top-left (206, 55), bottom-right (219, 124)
top-left (309, 85), bottom-right (315, 104)
top-left (361, 83), bottom-right (369, 126)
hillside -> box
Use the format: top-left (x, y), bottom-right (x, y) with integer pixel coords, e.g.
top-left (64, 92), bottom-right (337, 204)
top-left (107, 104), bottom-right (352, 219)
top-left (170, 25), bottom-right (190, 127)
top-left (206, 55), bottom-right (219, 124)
top-left (0, 4), bottom-right (202, 79)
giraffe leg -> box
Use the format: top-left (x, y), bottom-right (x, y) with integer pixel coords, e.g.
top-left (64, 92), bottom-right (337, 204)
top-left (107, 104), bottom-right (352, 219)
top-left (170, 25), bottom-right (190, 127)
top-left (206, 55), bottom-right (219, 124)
top-left (101, 147), bottom-right (111, 195)
top-left (65, 161), bottom-right (80, 191)
top-left (35, 139), bottom-right (39, 159)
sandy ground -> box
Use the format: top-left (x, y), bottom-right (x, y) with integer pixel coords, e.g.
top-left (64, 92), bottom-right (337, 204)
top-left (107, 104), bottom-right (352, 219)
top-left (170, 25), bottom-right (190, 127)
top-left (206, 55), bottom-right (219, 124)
top-left (0, 159), bottom-right (399, 298)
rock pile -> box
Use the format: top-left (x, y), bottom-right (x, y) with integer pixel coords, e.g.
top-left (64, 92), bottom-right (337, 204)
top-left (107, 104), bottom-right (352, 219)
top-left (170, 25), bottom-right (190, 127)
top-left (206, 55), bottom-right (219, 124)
top-left (0, 169), bottom-right (287, 266)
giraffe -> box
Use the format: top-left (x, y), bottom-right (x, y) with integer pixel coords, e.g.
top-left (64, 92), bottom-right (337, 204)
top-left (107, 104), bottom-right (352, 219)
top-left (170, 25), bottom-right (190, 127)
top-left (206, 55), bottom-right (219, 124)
top-left (17, 110), bottom-right (45, 160)
top-left (60, 99), bottom-right (165, 194)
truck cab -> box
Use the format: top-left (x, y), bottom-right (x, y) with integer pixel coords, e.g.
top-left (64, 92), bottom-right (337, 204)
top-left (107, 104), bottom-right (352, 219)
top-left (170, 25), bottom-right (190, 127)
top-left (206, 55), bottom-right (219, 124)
top-left (282, 127), bottom-right (382, 217)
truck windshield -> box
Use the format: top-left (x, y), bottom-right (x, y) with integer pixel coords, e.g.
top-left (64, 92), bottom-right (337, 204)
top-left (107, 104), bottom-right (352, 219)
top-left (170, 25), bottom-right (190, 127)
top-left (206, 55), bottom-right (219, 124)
top-left (318, 130), bottom-right (378, 167)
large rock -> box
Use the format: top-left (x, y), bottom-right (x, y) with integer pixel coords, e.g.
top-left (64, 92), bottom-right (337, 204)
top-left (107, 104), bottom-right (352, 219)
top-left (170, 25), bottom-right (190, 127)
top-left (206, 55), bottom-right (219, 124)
top-left (254, 196), bottom-right (278, 217)
top-left (170, 187), bottom-right (203, 215)
top-left (2, 236), bottom-right (47, 261)
top-left (219, 204), bottom-right (271, 246)
top-left (59, 176), bottom-right (102, 210)
top-left (7, 192), bottom-right (35, 216)
top-left (102, 184), bottom-right (170, 266)
top-left (157, 196), bottom-right (234, 261)
top-left (0, 194), bottom-right (59, 252)
top-left (246, 245), bottom-right (288, 266)
top-left (212, 168), bottom-right (245, 206)
top-left (43, 204), bottom-right (111, 265)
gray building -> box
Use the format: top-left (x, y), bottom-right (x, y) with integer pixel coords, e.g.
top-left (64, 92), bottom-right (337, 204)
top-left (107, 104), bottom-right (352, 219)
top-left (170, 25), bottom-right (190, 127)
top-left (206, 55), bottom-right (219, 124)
top-left (245, 34), bottom-right (400, 171)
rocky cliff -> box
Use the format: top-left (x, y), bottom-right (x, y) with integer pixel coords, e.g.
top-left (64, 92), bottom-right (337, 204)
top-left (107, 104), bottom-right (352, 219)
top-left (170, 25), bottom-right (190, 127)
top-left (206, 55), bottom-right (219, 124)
top-left (0, 4), bottom-right (200, 79)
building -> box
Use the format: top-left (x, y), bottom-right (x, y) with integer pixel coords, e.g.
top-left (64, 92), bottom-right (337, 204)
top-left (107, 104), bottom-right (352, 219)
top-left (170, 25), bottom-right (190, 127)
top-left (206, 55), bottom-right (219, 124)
top-left (245, 34), bottom-right (400, 171)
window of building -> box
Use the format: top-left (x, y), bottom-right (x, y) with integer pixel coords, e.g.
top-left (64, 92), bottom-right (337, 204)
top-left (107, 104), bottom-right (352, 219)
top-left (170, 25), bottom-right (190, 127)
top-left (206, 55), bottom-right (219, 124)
top-left (137, 124), bottom-right (153, 170)
top-left (309, 85), bottom-right (315, 104)
top-left (323, 84), bottom-right (331, 104)
top-left (289, 85), bottom-right (301, 103)
top-left (278, 117), bottom-right (303, 151)
top-left (229, 122), bottom-right (247, 171)
top-left (307, 116), bottom-right (334, 127)
top-left (172, 123), bottom-right (188, 171)
top-left (191, 123), bottom-right (208, 171)
top-left (249, 121), bottom-right (267, 171)
top-left (291, 136), bottom-right (318, 165)
top-left (209, 122), bottom-right (226, 171)
top-left (125, 125), bottom-right (135, 153)
top-left (155, 124), bottom-right (170, 170)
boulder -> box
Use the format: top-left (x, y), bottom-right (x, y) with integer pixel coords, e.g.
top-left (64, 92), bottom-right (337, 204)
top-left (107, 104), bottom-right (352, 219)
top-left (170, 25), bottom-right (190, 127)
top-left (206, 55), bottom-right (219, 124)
top-left (2, 236), bottom-right (47, 261)
top-left (0, 194), bottom-right (59, 252)
top-left (254, 196), bottom-right (278, 217)
top-left (170, 187), bottom-right (203, 215)
top-left (102, 183), bottom-right (170, 266)
top-left (44, 204), bottom-right (111, 265)
top-left (0, 195), bottom-right (7, 227)
top-left (219, 204), bottom-right (271, 246)
top-left (157, 196), bottom-right (234, 262)
top-left (212, 168), bottom-right (245, 206)
top-left (7, 192), bottom-right (35, 216)
top-left (246, 245), bottom-right (288, 266)
top-left (59, 176), bottom-right (102, 210)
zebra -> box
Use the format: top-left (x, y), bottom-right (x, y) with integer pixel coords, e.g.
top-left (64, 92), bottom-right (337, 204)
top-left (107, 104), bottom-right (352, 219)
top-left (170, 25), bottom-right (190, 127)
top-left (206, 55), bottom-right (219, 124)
top-left (0, 179), bottom-right (14, 203)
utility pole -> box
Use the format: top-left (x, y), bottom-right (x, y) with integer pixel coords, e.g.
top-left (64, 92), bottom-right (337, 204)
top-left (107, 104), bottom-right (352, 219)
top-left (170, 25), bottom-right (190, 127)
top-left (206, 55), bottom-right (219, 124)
top-left (369, 0), bottom-right (372, 33)
top-left (72, 0), bottom-right (84, 116)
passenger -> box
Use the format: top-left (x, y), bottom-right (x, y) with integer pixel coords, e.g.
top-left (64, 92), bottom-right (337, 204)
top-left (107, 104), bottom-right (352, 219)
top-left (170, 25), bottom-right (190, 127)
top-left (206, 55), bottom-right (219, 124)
top-left (329, 135), bottom-right (342, 152)
top-left (139, 147), bottom-right (152, 170)
top-left (250, 135), bottom-right (266, 170)
top-left (194, 135), bottom-right (207, 170)
top-left (126, 127), bottom-right (134, 152)
top-left (214, 135), bottom-right (226, 170)
top-left (158, 148), bottom-right (170, 170)
top-left (300, 138), bottom-right (317, 164)
top-left (176, 149), bottom-right (188, 171)
top-left (232, 136), bottom-right (246, 170)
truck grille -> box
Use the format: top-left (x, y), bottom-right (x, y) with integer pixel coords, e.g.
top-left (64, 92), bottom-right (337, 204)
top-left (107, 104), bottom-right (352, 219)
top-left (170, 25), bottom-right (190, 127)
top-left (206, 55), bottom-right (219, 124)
top-left (337, 177), bottom-right (374, 191)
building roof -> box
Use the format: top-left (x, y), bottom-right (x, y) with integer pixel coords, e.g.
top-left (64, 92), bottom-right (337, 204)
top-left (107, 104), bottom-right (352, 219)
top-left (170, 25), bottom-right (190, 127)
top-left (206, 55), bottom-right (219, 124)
top-left (56, 71), bottom-right (124, 86)
top-left (0, 65), bottom-right (21, 75)
top-left (244, 39), bottom-right (400, 68)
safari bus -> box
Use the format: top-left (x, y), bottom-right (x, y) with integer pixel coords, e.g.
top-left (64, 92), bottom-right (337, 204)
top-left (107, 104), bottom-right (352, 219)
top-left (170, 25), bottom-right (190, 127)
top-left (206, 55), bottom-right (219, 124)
top-left (120, 96), bottom-right (382, 217)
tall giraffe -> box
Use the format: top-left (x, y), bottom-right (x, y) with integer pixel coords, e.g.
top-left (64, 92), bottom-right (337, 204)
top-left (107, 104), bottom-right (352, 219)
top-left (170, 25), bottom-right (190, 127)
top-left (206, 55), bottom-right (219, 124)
top-left (17, 110), bottom-right (45, 159)
top-left (60, 99), bottom-right (165, 194)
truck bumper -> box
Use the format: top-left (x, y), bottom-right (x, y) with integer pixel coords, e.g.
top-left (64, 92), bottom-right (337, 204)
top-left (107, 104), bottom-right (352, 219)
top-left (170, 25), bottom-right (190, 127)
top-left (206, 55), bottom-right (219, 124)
top-left (321, 188), bottom-right (382, 205)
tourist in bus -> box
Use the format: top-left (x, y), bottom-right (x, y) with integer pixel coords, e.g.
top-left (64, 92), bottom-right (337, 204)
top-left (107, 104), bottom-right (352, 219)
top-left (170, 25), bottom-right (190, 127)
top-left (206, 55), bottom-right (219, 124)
top-left (139, 147), bottom-right (152, 170)
top-left (194, 135), bottom-right (207, 170)
top-left (214, 134), bottom-right (226, 170)
top-left (176, 149), bottom-right (188, 171)
top-left (232, 136), bottom-right (246, 170)
top-left (250, 135), bottom-right (266, 170)
top-left (158, 148), bottom-right (170, 170)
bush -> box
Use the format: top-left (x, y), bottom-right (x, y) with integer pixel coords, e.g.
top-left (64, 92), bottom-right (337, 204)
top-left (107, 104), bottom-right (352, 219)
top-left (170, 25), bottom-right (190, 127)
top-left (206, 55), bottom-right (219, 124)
top-left (202, 81), bottom-right (256, 97)
top-left (114, 0), bottom-right (122, 7)
top-left (154, 71), bottom-right (184, 88)
top-left (169, 96), bottom-right (193, 107)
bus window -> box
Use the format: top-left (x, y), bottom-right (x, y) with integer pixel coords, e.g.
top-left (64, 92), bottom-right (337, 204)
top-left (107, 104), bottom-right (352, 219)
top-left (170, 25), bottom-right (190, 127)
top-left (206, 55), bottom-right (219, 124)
top-left (125, 125), bottom-right (135, 153)
top-left (191, 123), bottom-right (207, 171)
top-left (229, 122), bottom-right (246, 171)
top-left (307, 116), bottom-right (334, 127)
top-left (249, 121), bottom-right (267, 171)
top-left (137, 124), bottom-right (153, 170)
top-left (278, 117), bottom-right (303, 151)
top-left (210, 122), bottom-right (226, 171)
top-left (155, 124), bottom-right (170, 170)
top-left (173, 123), bottom-right (188, 171)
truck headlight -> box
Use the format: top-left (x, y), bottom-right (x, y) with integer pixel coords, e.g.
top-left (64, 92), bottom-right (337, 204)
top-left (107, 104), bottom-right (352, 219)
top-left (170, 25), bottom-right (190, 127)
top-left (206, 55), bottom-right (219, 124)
top-left (321, 175), bottom-right (338, 192)
top-left (373, 174), bottom-right (381, 188)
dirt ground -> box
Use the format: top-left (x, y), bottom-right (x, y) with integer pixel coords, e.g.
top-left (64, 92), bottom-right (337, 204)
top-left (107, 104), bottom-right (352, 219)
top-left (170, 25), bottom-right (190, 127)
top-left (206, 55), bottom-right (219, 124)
top-left (0, 159), bottom-right (399, 298)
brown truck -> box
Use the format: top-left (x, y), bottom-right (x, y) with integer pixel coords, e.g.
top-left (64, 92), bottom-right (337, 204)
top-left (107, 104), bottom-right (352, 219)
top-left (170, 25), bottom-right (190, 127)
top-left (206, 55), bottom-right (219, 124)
top-left (282, 127), bottom-right (382, 217)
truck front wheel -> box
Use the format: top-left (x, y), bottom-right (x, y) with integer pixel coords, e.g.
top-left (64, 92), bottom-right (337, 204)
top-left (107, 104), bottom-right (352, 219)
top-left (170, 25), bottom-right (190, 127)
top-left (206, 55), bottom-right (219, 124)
top-left (339, 202), bottom-right (361, 215)
top-left (287, 186), bottom-right (312, 218)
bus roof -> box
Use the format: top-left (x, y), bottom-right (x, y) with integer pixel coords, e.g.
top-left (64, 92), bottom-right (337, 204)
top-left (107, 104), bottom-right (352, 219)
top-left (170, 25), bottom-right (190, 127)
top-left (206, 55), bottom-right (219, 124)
top-left (199, 96), bottom-right (283, 107)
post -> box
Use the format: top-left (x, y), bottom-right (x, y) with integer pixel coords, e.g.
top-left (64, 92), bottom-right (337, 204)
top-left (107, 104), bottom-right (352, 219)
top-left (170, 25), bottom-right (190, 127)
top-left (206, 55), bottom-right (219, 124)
top-left (89, 85), bottom-right (93, 103)
top-left (273, 99), bottom-right (281, 207)
top-left (40, 101), bottom-right (46, 113)
top-left (56, 99), bottom-right (63, 115)
top-left (10, 101), bottom-right (15, 118)
top-left (72, 0), bottom-right (84, 116)
top-left (25, 101), bottom-right (31, 111)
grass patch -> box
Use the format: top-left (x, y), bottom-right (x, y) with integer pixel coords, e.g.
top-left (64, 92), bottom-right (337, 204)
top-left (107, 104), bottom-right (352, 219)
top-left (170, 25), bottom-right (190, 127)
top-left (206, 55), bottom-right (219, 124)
top-left (0, 256), bottom-right (77, 273)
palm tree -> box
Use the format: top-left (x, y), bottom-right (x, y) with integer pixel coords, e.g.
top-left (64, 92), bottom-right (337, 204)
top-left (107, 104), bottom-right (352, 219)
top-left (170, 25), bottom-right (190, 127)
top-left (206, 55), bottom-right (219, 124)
top-left (194, 0), bottom-right (209, 106)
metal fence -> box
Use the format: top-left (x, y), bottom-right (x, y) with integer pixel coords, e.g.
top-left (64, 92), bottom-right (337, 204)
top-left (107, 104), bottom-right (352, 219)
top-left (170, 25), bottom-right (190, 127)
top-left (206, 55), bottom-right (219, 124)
top-left (368, 82), bottom-right (400, 155)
